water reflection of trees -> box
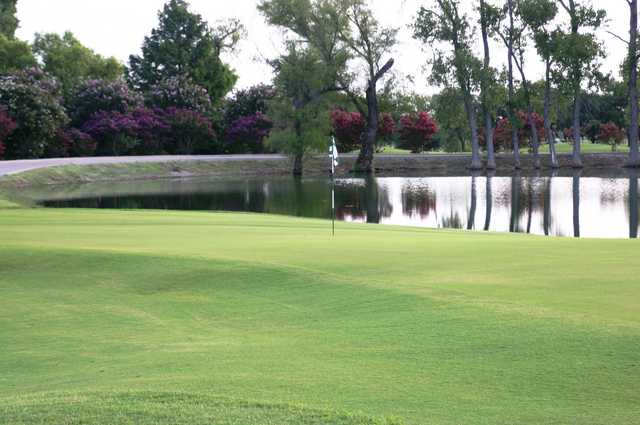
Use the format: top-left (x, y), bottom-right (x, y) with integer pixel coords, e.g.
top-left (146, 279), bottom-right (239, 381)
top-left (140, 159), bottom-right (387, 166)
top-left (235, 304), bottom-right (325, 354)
top-left (335, 177), bottom-right (392, 223)
top-left (401, 182), bottom-right (436, 219)
top-left (626, 169), bottom-right (639, 239)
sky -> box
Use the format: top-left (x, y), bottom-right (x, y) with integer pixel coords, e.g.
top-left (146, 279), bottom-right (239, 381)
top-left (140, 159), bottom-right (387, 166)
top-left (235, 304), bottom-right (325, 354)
top-left (14, 0), bottom-right (632, 95)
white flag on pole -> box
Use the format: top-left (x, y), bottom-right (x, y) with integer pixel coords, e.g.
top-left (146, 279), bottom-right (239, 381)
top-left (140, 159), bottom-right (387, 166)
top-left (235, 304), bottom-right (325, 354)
top-left (330, 136), bottom-right (339, 172)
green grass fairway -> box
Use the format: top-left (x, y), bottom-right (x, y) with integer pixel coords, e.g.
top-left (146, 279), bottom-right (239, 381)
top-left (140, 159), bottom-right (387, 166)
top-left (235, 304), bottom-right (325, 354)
top-left (1, 208), bottom-right (639, 424)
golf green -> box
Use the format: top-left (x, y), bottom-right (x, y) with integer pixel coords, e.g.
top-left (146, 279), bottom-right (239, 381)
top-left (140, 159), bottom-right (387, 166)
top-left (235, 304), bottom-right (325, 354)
top-left (0, 208), bottom-right (638, 424)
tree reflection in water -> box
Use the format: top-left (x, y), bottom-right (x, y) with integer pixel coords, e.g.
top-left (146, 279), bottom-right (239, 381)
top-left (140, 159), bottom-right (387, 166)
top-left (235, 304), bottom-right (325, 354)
top-left (33, 173), bottom-right (639, 239)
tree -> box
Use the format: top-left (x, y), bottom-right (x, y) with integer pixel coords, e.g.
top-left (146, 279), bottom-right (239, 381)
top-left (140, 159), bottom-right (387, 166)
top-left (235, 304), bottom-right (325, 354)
top-left (162, 107), bottom-right (218, 154)
top-left (627, 0), bottom-right (640, 167)
top-left (259, 0), bottom-right (349, 174)
top-left (555, 0), bottom-right (606, 168)
top-left (479, 0), bottom-right (498, 169)
top-left (128, 0), bottom-right (243, 102)
top-left (596, 121), bottom-right (625, 151)
top-left (413, 0), bottom-right (483, 169)
top-left (398, 111), bottom-right (439, 153)
top-left (338, 0), bottom-right (397, 173)
top-left (0, 34), bottom-right (36, 74)
top-left (266, 43), bottom-right (341, 174)
top-left (32, 32), bottom-right (124, 97)
top-left (223, 85), bottom-right (276, 129)
top-left (0, 68), bottom-right (68, 159)
top-left (0, 0), bottom-right (18, 38)
top-left (430, 86), bottom-right (470, 152)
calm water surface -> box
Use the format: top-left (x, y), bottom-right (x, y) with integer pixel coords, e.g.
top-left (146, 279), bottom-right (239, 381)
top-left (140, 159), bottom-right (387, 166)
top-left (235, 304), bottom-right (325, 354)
top-left (16, 173), bottom-right (640, 239)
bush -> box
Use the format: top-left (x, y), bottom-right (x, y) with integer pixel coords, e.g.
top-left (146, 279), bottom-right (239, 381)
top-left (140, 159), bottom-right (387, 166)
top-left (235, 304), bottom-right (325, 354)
top-left (224, 112), bottom-right (272, 154)
top-left (0, 68), bottom-right (68, 159)
top-left (68, 79), bottom-right (143, 126)
top-left (162, 108), bottom-right (217, 154)
top-left (0, 107), bottom-right (17, 159)
top-left (223, 84), bottom-right (275, 127)
top-left (398, 111), bottom-right (438, 153)
top-left (596, 122), bottom-right (625, 151)
top-left (330, 109), bottom-right (365, 152)
top-left (147, 75), bottom-right (212, 115)
top-left (492, 111), bottom-right (545, 150)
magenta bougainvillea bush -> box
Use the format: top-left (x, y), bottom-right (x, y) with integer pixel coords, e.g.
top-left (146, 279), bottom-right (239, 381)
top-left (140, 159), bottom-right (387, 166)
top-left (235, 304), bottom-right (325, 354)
top-left (0, 108), bottom-right (17, 159)
top-left (69, 79), bottom-right (143, 126)
top-left (224, 112), bottom-right (273, 154)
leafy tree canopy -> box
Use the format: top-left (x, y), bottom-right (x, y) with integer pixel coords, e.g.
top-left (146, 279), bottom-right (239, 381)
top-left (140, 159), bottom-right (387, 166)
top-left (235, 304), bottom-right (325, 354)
top-left (0, 0), bottom-right (18, 38)
top-left (0, 33), bottom-right (35, 74)
top-left (32, 32), bottom-right (125, 97)
top-left (128, 0), bottom-right (244, 102)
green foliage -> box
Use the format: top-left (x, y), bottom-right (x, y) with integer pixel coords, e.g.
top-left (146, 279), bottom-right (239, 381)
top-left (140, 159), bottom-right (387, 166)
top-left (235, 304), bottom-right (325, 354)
top-left (0, 34), bottom-right (36, 74)
top-left (32, 32), bottom-right (124, 97)
top-left (128, 0), bottom-right (241, 102)
top-left (0, 0), bottom-right (18, 38)
top-left (0, 68), bottom-right (68, 159)
top-left (429, 87), bottom-right (470, 152)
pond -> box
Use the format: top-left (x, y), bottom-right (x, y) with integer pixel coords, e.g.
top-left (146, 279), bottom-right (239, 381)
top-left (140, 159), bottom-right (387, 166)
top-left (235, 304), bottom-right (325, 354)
top-left (12, 173), bottom-right (640, 239)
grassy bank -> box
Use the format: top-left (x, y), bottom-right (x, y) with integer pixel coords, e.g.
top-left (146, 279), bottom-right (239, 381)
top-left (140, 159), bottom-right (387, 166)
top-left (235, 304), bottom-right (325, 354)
top-left (1, 208), bottom-right (638, 424)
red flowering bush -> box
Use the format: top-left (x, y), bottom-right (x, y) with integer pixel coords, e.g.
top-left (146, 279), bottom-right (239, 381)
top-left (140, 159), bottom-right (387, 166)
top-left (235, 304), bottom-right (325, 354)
top-left (398, 111), bottom-right (439, 153)
top-left (331, 109), bottom-right (365, 152)
top-left (489, 111), bottom-right (545, 151)
top-left (596, 122), bottom-right (626, 151)
top-left (330, 109), bottom-right (396, 152)
top-left (0, 108), bottom-right (17, 159)
top-left (45, 128), bottom-right (96, 158)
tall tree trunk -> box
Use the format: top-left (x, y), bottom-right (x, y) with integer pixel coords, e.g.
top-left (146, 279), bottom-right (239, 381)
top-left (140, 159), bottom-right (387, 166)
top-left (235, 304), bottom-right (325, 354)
top-left (507, 0), bottom-right (520, 169)
top-left (463, 95), bottom-right (482, 170)
top-left (571, 92), bottom-right (583, 168)
top-left (292, 118), bottom-right (304, 176)
top-left (544, 58), bottom-right (559, 168)
top-left (355, 83), bottom-right (378, 173)
top-left (355, 59), bottom-right (394, 174)
top-left (527, 104), bottom-right (541, 169)
top-left (628, 0), bottom-right (640, 167)
top-left (480, 0), bottom-right (496, 169)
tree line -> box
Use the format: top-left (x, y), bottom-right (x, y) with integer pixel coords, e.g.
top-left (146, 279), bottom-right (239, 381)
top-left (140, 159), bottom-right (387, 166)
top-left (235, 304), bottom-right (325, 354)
top-left (0, 0), bottom-right (639, 175)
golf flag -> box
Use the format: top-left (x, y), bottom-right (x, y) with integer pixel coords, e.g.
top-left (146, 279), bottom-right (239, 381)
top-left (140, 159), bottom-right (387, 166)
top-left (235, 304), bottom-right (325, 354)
top-left (330, 136), bottom-right (339, 173)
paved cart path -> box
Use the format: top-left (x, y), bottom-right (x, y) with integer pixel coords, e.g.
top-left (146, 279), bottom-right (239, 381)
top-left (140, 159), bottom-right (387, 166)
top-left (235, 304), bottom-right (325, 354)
top-left (0, 155), bottom-right (291, 176)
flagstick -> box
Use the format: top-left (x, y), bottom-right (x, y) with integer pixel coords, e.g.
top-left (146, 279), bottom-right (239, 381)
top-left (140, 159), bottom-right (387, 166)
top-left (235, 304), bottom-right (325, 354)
top-left (331, 147), bottom-right (335, 237)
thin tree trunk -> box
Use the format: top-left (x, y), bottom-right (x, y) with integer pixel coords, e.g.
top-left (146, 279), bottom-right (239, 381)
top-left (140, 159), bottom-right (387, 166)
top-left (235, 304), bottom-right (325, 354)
top-left (463, 95), bottom-right (482, 170)
top-left (480, 0), bottom-right (496, 169)
top-left (544, 58), bottom-right (559, 168)
top-left (572, 92), bottom-right (583, 168)
top-left (628, 0), bottom-right (640, 167)
top-left (355, 83), bottom-right (378, 173)
top-left (507, 0), bottom-right (520, 169)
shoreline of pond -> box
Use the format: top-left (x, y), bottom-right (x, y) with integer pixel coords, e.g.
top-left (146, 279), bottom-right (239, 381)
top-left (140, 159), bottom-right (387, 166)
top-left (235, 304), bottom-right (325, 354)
top-left (0, 152), bottom-right (636, 189)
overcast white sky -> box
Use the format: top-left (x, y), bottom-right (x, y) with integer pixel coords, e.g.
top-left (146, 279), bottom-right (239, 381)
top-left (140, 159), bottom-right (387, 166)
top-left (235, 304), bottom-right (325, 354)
top-left (14, 0), bottom-right (632, 95)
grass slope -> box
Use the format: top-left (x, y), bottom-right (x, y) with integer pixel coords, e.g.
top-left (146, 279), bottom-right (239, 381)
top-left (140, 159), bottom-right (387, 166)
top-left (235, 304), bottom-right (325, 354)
top-left (0, 209), bottom-right (639, 424)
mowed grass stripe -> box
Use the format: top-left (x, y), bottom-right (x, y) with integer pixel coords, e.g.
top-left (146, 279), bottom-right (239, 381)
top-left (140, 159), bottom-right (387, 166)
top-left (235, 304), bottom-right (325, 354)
top-left (0, 209), bottom-right (639, 424)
